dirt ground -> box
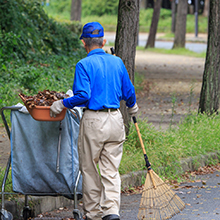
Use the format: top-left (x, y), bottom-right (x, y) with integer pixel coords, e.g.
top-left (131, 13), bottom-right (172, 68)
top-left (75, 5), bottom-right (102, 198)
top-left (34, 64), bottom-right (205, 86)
top-left (135, 50), bottom-right (205, 130)
top-left (0, 50), bottom-right (205, 168)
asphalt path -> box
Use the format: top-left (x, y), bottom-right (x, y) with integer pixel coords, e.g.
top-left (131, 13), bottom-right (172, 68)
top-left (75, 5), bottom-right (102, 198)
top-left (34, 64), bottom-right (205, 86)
top-left (120, 171), bottom-right (220, 220)
top-left (104, 32), bottom-right (207, 53)
top-left (34, 171), bottom-right (220, 220)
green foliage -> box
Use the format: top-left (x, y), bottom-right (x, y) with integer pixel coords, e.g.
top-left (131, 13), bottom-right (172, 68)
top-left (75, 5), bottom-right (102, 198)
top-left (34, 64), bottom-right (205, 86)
top-left (120, 112), bottom-right (220, 178)
top-left (0, 0), bottom-right (82, 63)
top-left (44, 0), bottom-right (119, 17)
top-left (0, 49), bottom-right (86, 121)
top-left (82, 0), bottom-right (119, 16)
top-left (0, 31), bottom-right (21, 63)
top-left (45, 4), bottom-right (208, 34)
top-left (0, 167), bottom-right (13, 201)
top-left (139, 8), bottom-right (172, 32)
top-left (0, 0), bottom-right (86, 116)
top-left (46, 0), bottom-right (71, 14)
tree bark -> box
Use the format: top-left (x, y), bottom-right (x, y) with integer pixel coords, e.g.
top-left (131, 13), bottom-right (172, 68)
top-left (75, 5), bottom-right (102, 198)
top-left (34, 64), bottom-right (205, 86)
top-left (115, 0), bottom-right (140, 134)
top-left (70, 0), bottom-right (81, 21)
top-left (171, 0), bottom-right (176, 33)
top-left (199, 0), bottom-right (220, 114)
top-left (172, 0), bottom-right (188, 48)
top-left (203, 0), bottom-right (210, 17)
top-left (145, 0), bottom-right (162, 48)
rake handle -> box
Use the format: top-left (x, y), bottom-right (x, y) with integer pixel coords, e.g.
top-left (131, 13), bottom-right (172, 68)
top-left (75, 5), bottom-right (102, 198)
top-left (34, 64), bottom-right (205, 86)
top-left (132, 116), bottom-right (156, 188)
top-left (132, 116), bottom-right (152, 171)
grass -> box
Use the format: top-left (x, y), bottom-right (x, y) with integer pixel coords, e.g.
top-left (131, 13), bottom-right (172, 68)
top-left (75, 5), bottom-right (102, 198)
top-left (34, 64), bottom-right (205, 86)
top-left (0, 167), bottom-right (13, 201)
top-left (120, 112), bottom-right (220, 180)
top-left (44, 7), bottom-right (208, 34)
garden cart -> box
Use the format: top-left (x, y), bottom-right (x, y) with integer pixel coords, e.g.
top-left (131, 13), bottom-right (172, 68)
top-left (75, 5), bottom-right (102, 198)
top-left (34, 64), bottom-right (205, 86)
top-left (0, 105), bottom-right (83, 220)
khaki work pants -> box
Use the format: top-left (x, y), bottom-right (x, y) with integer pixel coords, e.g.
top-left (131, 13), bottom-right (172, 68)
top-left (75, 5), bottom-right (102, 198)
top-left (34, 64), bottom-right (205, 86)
top-left (78, 109), bottom-right (126, 220)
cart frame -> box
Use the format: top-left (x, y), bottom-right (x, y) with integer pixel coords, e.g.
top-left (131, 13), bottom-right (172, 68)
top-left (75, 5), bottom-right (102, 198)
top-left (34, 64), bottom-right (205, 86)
top-left (0, 106), bottom-right (83, 220)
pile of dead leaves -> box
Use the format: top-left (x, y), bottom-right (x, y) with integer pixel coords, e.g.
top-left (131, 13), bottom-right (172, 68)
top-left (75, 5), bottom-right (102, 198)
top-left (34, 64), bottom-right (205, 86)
top-left (19, 90), bottom-right (69, 108)
top-left (166, 163), bottom-right (220, 189)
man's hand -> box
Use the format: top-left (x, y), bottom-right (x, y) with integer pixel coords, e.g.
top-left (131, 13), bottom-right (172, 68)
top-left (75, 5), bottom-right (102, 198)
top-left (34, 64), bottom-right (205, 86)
top-left (50, 100), bottom-right (65, 118)
top-left (128, 103), bottom-right (139, 117)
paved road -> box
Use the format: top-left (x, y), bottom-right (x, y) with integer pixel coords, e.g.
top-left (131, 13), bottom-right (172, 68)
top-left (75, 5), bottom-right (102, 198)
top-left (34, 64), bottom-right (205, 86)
top-left (104, 32), bottom-right (207, 53)
top-left (120, 171), bottom-right (220, 220)
top-left (35, 171), bottom-right (220, 220)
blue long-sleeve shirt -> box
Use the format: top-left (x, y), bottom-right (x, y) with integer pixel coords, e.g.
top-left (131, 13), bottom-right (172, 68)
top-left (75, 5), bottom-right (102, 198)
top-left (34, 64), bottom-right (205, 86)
top-left (63, 48), bottom-right (136, 110)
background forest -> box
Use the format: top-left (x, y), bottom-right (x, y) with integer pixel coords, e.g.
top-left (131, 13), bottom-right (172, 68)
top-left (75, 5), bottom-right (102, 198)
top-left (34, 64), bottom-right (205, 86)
top-left (1, 0), bottom-right (219, 180)
top-left (0, 0), bottom-right (209, 111)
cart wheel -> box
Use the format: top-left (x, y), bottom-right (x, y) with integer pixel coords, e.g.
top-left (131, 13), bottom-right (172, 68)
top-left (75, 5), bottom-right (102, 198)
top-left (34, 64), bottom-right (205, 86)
top-left (1, 211), bottom-right (13, 220)
top-left (23, 207), bottom-right (32, 220)
top-left (72, 209), bottom-right (82, 220)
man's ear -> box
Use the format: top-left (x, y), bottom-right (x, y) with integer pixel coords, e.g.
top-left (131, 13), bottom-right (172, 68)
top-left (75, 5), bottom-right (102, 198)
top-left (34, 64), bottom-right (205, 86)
top-left (102, 39), bottom-right (107, 48)
top-left (81, 39), bottom-right (86, 47)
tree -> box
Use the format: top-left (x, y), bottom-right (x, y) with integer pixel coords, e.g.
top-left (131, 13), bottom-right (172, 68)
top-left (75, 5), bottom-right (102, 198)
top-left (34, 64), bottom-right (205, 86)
top-left (70, 0), bottom-right (81, 21)
top-left (145, 0), bottom-right (162, 48)
top-left (199, 1), bottom-right (220, 114)
top-left (115, 0), bottom-right (140, 134)
top-left (171, 0), bottom-right (176, 33)
top-left (203, 0), bottom-right (209, 17)
top-left (172, 0), bottom-right (188, 48)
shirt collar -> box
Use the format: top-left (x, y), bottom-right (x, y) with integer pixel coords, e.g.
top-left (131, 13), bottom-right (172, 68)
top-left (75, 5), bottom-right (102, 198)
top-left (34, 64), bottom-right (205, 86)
top-left (87, 48), bottom-right (105, 57)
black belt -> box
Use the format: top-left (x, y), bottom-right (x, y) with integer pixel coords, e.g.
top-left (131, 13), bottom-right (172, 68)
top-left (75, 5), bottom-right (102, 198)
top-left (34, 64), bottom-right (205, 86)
top-left (83, 108), bottom-right (117, 112)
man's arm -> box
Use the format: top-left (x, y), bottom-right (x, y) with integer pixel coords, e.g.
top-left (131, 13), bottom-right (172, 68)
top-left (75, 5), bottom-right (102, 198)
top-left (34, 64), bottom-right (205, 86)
top-left (50, 62), bottom-right (90, 117)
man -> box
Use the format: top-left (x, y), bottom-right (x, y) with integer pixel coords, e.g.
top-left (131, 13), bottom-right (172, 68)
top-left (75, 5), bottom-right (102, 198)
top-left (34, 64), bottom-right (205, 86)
top-left (50, 22), bottom-right (138, 220)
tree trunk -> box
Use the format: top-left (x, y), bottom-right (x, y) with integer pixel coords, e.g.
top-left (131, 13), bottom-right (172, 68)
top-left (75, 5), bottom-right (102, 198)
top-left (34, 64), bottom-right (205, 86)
top-left (171, 0), bottom-right (176, 33)
top-left (203, 0), bottom-right (210, 17)
top-left (172, 0), bottom-right (188, 48)
top-left (140, 0), bottom-right (147, 8)
top-left (199, 0), bottom-right (220, 114)
top-left (115, 0), bottom-right (140, 134)
top-left (145, 0), bottom-right (162, 48)
top-left (70, 0), bottom-right (81, 21)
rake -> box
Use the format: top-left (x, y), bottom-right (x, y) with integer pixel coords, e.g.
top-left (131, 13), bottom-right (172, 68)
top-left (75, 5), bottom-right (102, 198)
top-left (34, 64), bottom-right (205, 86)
top-left (132, 116), bottom-right (185, 220)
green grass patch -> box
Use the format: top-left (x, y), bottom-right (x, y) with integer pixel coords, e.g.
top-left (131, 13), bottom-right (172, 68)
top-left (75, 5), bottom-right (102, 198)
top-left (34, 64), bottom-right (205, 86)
top-left (120, 112), bottom-right (220, 180)
top-left (0, 167), bottom-right (13, 201)
top-left (44, 6), bottom-right (208, 34)
top-left (137, 47), bottom-right (206, 58)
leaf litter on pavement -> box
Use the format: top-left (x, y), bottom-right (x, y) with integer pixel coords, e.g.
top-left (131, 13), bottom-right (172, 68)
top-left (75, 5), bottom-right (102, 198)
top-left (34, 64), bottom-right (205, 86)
top-left (35, 164), bottom-right (220, 219)
top-left (122, 163), bottom-right (220, 195)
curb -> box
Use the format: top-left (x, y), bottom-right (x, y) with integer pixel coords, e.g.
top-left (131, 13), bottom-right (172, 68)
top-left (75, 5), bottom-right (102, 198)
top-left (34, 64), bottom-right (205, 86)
top-left (121, 150), bottom-right (220, 189)
top-left (3, 151), bottom-right (219, 219)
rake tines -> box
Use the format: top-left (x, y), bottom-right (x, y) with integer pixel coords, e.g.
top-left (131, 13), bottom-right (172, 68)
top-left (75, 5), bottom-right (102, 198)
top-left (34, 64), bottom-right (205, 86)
top-left (137, 170), bottom-right (185, 220)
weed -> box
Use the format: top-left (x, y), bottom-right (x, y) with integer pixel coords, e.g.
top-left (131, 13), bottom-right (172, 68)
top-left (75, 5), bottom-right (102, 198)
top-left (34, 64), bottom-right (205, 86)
top-left (188, 81), bottom-right (196, 114)
top-left (159, 114), bottom-right (164, 129)
top-left (120, 112), bottom-right (220, 180)
top-left (169, 93), bottom-right (177, 129)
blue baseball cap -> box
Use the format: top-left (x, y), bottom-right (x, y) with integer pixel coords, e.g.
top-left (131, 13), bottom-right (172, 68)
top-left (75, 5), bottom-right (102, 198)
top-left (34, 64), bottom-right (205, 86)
top-left (80, 22), bottom-right (104, 39)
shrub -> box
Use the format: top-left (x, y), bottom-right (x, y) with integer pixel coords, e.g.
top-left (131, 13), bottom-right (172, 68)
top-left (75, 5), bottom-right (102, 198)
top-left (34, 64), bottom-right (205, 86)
top-left (82, 0), bottom-right (119, 16)
top-left (0, 0), bottom-right (81, 63)
top-left (44, 0), bottom-right (119, 17)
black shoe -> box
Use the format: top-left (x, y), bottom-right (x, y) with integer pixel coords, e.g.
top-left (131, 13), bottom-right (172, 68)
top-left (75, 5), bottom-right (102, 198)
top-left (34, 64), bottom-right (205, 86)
top-left (102, 214), bottom-right (120, 220)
